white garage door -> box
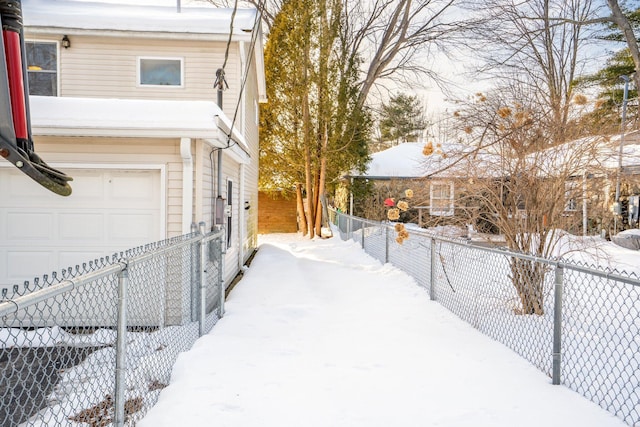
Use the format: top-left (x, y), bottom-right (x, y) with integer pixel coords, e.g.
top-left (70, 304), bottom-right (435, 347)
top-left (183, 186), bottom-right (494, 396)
top-left (0, 167), bottom-right (163, 289)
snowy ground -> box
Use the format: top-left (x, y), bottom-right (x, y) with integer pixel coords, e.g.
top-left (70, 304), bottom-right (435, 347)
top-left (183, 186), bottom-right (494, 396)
top-left (139, 233), bottom-right (626, 427)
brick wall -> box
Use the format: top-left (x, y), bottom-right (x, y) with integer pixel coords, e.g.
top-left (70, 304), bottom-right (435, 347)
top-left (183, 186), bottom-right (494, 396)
top-left (258, 191), bottom-right (298, 233)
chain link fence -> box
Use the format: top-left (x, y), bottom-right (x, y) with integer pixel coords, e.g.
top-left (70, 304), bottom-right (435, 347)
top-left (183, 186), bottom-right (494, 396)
top-left (1, 224), bottom-right (225, 427)
top-left (331, 209), bottom-right (640, 426)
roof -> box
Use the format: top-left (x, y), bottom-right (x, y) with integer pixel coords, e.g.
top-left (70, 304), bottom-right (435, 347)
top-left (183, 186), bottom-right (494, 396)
top-left (30, 96), bottom-right (250, 158)
top-left (352, 136), bottom-right (640, 181)
top-left (23, 0), bottom-right (258, 36)
top-left (351, 142), bottom-right (499, 180)
top-left (360, 143), bottom-right (427, 178)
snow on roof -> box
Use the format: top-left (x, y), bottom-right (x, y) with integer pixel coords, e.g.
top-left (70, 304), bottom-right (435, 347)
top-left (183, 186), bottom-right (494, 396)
top-left (354, 136), bottom-right (640, 181)
top-left (361, 143), bottom-right (427, 178)
top-left (354, 142), bottom-right (499, 179)
top-left (30, 95), bottom-right (250, 153)
top-left (23, 0), bottom-right (258, 35)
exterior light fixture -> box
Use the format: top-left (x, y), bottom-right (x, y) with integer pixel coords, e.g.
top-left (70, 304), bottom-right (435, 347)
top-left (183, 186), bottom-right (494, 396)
top-left (61, 35), bottom-right (70, 49)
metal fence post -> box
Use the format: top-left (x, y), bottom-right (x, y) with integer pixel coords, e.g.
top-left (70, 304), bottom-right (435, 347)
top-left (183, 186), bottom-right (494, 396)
top-left (361, 220), bottom-right (365, 249)
top-left (552, 264), bottom-right (564, 385)
top-left (114, 267), bottom-right (129, 427)
top-left (218, 235), bottom-right (225, 317)
top-left (198, 222), bottom-right (207, 337)
top-left (191, 222), bottom-right (199, 322)
top-left (385, 226), bottom-right (389, 263)
top-left (430, 238), bottom-right (436, 300)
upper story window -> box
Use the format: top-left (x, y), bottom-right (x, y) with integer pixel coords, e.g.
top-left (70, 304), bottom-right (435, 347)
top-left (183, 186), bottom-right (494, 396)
top-left (138, 57), bottom-right (183, 87)
top-left (25, 41), bottom-right (58, 96)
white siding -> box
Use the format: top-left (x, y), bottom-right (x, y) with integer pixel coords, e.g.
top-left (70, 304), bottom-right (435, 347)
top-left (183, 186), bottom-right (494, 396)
top-left (24, 32), bottom-right (242, 120)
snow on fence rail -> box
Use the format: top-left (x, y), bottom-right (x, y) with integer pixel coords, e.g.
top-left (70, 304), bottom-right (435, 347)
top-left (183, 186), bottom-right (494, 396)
top-left (0, 224), bottom-right (225, 427)
top-left (330, 208), bottom-right (640, 426)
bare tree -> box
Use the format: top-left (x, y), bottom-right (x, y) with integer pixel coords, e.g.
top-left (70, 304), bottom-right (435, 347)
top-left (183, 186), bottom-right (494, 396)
top-left (421, 0), bottom-right (603, 313)
top-left (466, 0), bottom-right (598, 146)
top-left (445, 85), bottom-right (606, 315)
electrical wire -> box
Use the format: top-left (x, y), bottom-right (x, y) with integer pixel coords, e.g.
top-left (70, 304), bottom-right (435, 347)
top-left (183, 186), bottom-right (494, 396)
top-left (209, 0), bottom-right (264, 224)
top-left (225, 5), bottom-right (263, 148)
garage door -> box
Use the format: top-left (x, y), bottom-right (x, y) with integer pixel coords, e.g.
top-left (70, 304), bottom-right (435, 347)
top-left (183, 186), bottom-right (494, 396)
top-left (0, 167), bottom-right (163, 289)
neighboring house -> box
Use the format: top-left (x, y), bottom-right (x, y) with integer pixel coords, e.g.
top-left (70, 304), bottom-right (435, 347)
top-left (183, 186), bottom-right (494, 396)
top-left (344, 141), bottom-right (488, 226)
top-left (0, 0), bottom-right (266, 291)
top-left (346, 137), bottom-right (640, 235)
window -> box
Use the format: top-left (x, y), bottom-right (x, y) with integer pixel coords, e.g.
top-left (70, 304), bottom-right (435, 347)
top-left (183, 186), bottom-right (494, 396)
top-left (565, 181), bottom-right (578, 212)
top-left (138, 57), bottom-right (183, 87)
top-left (430, 182), bottom-right (454, 216)
top-left (25, 41), bottom-right (57, 96)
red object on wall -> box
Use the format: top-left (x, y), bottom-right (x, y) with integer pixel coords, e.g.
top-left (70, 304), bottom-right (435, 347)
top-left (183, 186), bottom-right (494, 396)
top-left (2, 29), bottom-right (27, 140)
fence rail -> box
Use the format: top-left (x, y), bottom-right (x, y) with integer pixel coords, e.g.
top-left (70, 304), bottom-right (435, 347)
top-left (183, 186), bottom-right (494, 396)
top-left (330, 209), bottom-right (640, 426)
top-left (0, 223), bottom-right (225, 427)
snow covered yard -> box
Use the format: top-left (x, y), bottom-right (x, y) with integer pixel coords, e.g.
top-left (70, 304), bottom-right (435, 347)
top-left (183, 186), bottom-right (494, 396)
top-left (139, 233), bottom-right (626, 427)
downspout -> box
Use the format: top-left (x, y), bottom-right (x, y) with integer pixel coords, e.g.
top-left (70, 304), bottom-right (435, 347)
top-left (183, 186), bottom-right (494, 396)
top-left (180, 138), bottom-right (193, 234)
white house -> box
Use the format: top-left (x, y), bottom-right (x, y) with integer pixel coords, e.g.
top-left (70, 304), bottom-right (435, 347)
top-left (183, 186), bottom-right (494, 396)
top-left (0, 0), bottom-right (266, 290)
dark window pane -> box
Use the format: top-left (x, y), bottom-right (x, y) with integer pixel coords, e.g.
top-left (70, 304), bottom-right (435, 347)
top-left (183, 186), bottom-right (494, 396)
top-left (27, 72), bottom-right (57, 96)
top-left (26, 42), bottom-right (57, 71)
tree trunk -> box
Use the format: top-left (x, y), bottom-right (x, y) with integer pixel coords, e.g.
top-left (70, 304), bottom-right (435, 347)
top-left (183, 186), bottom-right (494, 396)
top-left (608, 0), bottom-right (640, 91)
top-left (304, 144), bottom-right (315, 239)
top-left (510, 258), bottom-right (545, 315)
top-left (296, 183), bottom-right (307, 235)
top-left (314, 124), bottom-right (329, 237)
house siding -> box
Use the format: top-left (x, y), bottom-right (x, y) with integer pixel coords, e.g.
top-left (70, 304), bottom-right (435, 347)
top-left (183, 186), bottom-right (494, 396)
top-left (25, 32), bottom-right (242, 120)
top-left (239, 44), bottom-right (260, 259)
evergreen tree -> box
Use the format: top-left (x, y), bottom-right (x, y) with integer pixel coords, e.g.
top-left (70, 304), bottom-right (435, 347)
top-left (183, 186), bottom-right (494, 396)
top-left (379, 93), bottom-right (426, 145)
top-left (573, 48), bottom-right (637, 134)
top-left (259, 0), bottom-right (371, 237)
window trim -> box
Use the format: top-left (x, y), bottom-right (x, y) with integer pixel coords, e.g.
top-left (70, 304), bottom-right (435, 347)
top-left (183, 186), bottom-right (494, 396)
top-left (25, 39), bottom-right (60, 97)
top-left (430, 181), bottom-right (454, 217)
top-left (136, 56), bottom-right (184, 88)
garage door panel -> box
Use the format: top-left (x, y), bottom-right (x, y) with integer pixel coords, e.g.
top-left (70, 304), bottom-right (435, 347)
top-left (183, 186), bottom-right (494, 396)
top-left (7, 251), bottom-right (52, 280)
top-left (59, 213), bottom-right (104, 240)
top-left (7, 212), bottom-right (54, 240)
top-left (108, 213), bottom-right (157, 240)
top-left (6, 171), bottom-right (58, 203)
top-left (68, 173), bottom-right (106, 202)
top-left (108, 171), bottom-right (159, 204)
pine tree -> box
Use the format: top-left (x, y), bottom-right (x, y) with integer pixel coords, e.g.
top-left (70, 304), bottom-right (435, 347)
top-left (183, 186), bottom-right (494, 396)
top-left (379, 93), bottom-right (426, 145)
